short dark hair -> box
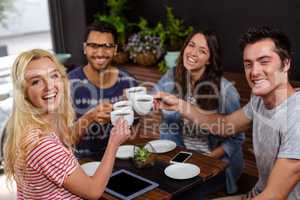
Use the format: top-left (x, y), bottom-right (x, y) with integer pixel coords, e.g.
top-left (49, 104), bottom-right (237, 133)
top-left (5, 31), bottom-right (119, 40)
top-left (239, 26), bottom-right (292, 63)
top-left (85, 21), bottom-right (117, 44)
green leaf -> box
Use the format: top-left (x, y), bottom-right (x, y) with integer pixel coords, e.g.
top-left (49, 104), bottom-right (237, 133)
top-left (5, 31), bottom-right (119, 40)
top-left (94, 14), bottom-right (128, 46)
top-left (135, 147), bottom-right (151, 162)
top-left (165, 6), bottom-right (194, 50)
top-left (94, 0), bottom-right (131, 47)
top-left (107, 0), bottom-right (128, 16)
top-left (158, 60), bottom-right (168, 74)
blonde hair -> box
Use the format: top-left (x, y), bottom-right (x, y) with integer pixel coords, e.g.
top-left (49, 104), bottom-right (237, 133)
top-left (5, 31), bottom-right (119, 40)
top-left (4, 49), bottom-right (76, 183)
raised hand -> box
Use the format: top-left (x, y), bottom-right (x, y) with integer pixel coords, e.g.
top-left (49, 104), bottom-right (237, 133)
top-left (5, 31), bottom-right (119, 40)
top-left (86, 101), bottom-right (113, 124)
top-left (153, 91), bottom-right (185, 112)
top-left (109, 118), bottom-right (131, 147)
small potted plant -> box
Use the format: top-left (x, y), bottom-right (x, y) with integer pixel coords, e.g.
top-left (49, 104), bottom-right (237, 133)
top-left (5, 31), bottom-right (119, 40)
top-left (132, 145), bottom-right (156, 168)
top-left (125, 32), bottom-right (162, 66)
top-left (125, 18), bottom-right (165, 66)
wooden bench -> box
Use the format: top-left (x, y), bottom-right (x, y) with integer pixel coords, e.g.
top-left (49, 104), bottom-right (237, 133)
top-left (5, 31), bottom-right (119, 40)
top-left (121, 64), bottom-right (300, 178)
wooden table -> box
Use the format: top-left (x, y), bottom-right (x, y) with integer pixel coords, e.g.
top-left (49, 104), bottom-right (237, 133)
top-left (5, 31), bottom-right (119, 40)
top-left (80, 138), bottom-right (227, 200)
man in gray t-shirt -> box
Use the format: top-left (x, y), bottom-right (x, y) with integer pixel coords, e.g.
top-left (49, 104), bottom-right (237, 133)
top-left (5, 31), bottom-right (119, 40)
top-left (243, 93), bottom-right (300, 198)
top-left (155, 27), bottom-right (300, 199)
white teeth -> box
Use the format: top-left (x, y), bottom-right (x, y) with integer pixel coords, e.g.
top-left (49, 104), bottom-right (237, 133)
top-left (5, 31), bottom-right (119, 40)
top-left (43, 93), bottom-right (56, 100)
top-left (252, 79), bottom-right (266, 87)
top-left (253, 80), bottom-right (264, 84)
top-left (95, 58), bottom-right (106, 63)
top-left (187, 56), bottom-right (196, 63)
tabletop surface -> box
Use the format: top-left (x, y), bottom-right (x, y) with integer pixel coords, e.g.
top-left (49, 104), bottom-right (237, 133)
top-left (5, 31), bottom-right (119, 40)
top-left (80, 138), bottom-right (228, 200)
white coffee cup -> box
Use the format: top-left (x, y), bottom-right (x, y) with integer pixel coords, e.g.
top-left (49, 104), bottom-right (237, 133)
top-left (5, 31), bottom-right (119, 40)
top-left (113, 100), bottom-right (132, 110)
top-left (132, 94), bottom-right (154, 115)
top-left (110, 107), bottom-right (134, 126)
top-left (125, 86), bottom-right (147, 101)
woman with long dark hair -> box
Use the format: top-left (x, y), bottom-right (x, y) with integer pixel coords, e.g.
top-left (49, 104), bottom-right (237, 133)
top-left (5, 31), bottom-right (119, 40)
top-left (154, 30), bottom-right (245, 197)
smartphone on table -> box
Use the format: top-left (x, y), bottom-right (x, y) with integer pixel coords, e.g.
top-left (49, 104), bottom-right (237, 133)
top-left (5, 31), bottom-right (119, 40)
top-left (170, 151), bottom-right (192, 164)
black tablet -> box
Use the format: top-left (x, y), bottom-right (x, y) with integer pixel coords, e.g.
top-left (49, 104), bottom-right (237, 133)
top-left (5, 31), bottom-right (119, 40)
top-left (105, 169), bottom-right (159, 200)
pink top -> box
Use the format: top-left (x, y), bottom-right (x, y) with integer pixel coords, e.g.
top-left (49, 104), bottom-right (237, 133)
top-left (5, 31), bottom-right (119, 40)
top-left (17, 132), bottom-right (82, 200)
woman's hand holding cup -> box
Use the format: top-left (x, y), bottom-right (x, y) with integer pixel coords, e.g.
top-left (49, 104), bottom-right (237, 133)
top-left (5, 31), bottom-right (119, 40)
top-left (110, 107), bottom-right (134, 126)
top-left (109, 118), bottom-right (131, 147)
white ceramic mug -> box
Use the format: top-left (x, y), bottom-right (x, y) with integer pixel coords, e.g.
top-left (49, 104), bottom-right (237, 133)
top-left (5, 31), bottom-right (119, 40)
top-left (125, 86), bottom-right (147, 101)
top-left (132, 94), bottom-right (154, 115)
top-left (113, 100), bottom-right (132, 110)
top-left (110, 107), bottom-right (134, 126)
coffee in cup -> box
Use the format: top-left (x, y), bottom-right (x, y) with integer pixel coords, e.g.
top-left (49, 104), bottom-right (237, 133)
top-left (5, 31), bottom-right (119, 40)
top-left (113, 100), bottom-right (132, 110)
top-left (125, 86), bottom-right (147, 101)
top-left (132, 94), bottom-right (153, 115)
top-left (110, 107), bottom-right (134, 126)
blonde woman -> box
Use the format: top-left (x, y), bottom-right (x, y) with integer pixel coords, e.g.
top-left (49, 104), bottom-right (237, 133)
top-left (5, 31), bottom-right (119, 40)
top-left (4, 49), bottom-right (130, 199)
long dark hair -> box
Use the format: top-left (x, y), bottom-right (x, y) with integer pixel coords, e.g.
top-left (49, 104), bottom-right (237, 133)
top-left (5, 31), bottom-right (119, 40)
top-left (174, 30), bottom-right (223, 110)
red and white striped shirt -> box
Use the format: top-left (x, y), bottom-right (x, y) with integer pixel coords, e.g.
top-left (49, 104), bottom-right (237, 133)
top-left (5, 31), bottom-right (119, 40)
top-left (17, 132), bottom-right (82, 199)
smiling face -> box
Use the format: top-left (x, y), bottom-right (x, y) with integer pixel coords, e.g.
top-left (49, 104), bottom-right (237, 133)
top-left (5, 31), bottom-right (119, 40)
top-left (25, 57), bottom-right (63, 113)
top-left (183, 33), bottom-right (210, 72)
top-left (84, 31), bottom-right (117, 72)
top-left (243, 39), bottom-right (290, 97)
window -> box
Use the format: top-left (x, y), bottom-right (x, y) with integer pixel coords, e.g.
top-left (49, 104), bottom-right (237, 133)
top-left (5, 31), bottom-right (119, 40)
top-left (0, 0), bottom-right (53, 56)
top-left (0, 0), bottom-right (54, 160)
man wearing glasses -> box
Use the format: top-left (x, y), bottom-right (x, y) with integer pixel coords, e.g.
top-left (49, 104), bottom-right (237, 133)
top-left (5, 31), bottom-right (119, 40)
top-left (68, 21), bottom-right (138, 159)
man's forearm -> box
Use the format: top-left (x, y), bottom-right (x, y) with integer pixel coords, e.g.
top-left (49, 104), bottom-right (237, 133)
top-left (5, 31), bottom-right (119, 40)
top-left (253, 159), bottom-right (300, 200)
top-left (178, 101), bottom-right (233, 136)
top-left (252, 191), bottom-right (278, 200)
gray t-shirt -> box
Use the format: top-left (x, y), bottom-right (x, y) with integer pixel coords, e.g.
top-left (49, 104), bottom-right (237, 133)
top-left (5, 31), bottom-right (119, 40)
top-left (243, 91), bottom-right (300, 199)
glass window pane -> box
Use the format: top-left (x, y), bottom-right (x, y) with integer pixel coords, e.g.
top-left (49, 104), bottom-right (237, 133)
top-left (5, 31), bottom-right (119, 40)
top-left (0, 0), bottom-right (53, 56)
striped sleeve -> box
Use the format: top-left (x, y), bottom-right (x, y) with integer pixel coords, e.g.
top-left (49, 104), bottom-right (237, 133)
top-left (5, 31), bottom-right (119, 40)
top-left (27, 134), bottom-right (79, 187)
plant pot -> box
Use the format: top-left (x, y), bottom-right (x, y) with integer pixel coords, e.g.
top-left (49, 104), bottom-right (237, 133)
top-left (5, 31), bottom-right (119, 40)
top-left (112, 51), bottom-right (129, 64)
top-left (55, 53), bottom-right (72, 64)
top-left (132, 144), bottom-right (156, 168)
top-left (132, 153), bottom-right (156, 168)
top-left (134, 52), bottom-right (157, 66)
top-left (164, 51), bottom-right (180, 68)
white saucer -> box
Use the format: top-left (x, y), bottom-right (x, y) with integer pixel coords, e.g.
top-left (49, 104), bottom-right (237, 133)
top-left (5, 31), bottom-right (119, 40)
top-left (81, 161), bottom-right (101, 176)
top-left (116, 145), bottom-right (137, 159)
top-left (145, 139), bottom-right (176, 153)
top-left (164, 163), bottom-right (200, 180)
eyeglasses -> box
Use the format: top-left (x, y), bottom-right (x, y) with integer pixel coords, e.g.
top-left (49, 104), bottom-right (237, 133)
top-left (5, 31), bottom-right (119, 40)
top-left (85, 42), bottom-right (116, 50)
